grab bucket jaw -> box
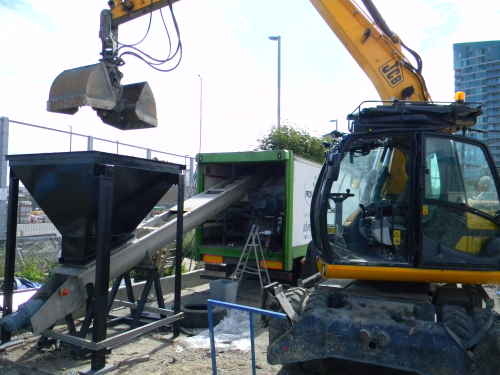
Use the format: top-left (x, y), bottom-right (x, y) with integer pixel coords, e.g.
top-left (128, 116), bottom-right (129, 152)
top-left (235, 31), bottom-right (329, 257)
top-left (47, 62), bottom-right (118, 115)
top-left (97, 81), bottom-right (158, 130)
top-left (47, 62), bottom-right (158, 130)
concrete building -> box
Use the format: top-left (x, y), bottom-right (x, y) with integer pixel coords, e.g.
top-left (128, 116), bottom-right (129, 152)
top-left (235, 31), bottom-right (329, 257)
top-left (453, 40), bottom-right (500, 169)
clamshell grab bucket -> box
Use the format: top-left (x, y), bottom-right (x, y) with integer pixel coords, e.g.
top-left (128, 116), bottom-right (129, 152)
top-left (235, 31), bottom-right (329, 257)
top-left (47, 62), bottom-right (158, 130)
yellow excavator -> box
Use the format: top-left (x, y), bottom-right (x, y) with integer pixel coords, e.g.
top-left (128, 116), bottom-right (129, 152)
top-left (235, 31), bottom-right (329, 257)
top-left (264, 1), bottom-right (500, 375)
top-left (45, 1), bottom-right (500, 373)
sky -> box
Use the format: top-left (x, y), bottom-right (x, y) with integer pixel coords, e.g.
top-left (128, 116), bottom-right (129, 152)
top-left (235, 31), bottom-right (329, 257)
top-left (1, 0), bottom-right (500, 160)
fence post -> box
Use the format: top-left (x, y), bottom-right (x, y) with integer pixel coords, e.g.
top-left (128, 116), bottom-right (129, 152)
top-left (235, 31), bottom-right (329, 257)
top-left (0, 117), bottom-right (9, 240)
top-left (88, 136), bottom-right (94, 151)
top-left (188, 156), bottom-right (194, 192)
top-left (146, 149), bottom-right (152, 159)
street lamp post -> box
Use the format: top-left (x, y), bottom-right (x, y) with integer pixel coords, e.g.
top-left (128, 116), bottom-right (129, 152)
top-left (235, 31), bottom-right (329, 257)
top-left (268, 36), bottom-right (281, 129)
top-left (329, 119), bottom-right (338, 131)
top-left (198, 75), bottom-right (203, 154)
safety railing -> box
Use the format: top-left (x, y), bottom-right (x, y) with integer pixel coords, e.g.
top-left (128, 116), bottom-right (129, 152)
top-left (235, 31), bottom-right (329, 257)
top-left (206, 299), bottom-right (286, 375)
top-left (7, 119), bottom-right (192, 166)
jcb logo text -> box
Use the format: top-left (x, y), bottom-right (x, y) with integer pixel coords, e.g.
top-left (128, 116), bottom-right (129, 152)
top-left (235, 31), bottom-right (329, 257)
top-left (379, 59), bottom-right (404, 88)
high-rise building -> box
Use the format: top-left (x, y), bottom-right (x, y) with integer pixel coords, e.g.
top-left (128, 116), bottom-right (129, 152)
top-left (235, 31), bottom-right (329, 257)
top-left (453, 41), bottom-right (500, 168)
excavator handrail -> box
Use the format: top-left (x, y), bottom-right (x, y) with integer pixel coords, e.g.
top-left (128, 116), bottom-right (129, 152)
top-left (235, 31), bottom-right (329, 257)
top-left (346, 99), bottom-right (483, 133)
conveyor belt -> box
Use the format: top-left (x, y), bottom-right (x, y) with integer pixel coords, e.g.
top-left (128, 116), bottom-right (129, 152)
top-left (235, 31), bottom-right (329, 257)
top-left (26, 175), bottom-right (260, 334)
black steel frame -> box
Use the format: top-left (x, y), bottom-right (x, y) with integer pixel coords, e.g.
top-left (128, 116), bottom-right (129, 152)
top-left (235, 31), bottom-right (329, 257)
top-left (1, 166), bottom-right (185, 373)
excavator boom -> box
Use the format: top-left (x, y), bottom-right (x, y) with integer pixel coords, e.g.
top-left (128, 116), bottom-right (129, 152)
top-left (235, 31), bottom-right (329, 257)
top-left (310, 0), bottom-right (431, 101)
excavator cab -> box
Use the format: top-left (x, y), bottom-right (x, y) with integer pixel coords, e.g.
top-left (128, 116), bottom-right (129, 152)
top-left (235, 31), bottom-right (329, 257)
top-left (311, 100), bottom-right (500, 283)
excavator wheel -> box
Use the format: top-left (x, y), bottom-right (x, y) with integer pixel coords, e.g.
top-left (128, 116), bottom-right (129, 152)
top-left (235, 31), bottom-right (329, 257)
top-left (473, 307), bottom-right (491, 331)
top-left (303, 289), bottom-right (331, 314)
top-left (279, 287), bottom-right (310, 372)
top-left (442, 305), bottom-right (470, 344)
top-left (267, 287), bottom-right (309, 351)
top-left (284, 287), bottom-right (309, 316)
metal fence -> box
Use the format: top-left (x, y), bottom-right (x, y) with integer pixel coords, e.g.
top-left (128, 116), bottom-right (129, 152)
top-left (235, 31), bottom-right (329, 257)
top-left (7, 119), bottom-right (193, 166)
top-left (0, 116), bottom-right (196, 277)
top-left (0, 236), bottom-right (61, 282)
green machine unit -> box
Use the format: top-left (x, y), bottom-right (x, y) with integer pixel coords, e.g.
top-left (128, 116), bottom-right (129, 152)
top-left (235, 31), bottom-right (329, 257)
top-left (194, 150), bottom-right (322, 282)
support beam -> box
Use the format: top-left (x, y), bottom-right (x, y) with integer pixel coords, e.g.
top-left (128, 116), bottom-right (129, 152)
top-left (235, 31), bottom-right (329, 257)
top-left (1, 172), bottom-right (19, 343)
top-left (91, 165), bottom-right (114, 370)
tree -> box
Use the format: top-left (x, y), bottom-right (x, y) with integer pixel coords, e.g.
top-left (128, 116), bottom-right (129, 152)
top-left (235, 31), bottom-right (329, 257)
top-left (255, 124), bottom-right (326, 163)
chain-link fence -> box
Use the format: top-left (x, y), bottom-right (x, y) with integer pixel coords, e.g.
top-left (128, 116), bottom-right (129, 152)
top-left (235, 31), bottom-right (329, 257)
top-left (0, 235), bottom-right (61, 280)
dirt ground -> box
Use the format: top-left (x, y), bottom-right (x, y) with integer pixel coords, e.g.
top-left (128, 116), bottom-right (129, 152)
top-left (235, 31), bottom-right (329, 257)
top-left (2, 282), bottom-right (500, 375)
top-left (0, 280), bottom-right (309, 375)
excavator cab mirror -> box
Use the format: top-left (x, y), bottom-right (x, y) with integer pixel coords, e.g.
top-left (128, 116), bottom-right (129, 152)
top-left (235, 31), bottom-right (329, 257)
top-left (326, 153), bottom-right (341, 181)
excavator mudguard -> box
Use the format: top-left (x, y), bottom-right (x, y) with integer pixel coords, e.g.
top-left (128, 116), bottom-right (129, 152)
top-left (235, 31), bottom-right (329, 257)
top-left (47, 62), bottom-right (158, 130)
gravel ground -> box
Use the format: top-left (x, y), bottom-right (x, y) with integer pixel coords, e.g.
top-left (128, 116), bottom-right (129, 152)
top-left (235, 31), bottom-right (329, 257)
top-left (0, 280), bottom-right (309, 375)
top-left (1, 282), bottom-right (500, 375)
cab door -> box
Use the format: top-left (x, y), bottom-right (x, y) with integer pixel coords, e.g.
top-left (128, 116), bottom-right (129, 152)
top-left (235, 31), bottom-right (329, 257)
top-left (419, 134), bottom-right (500, 270)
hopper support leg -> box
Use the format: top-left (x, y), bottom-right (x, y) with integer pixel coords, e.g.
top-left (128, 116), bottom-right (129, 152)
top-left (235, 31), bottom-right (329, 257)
top-left (1, 172), bottom-right (19, 344)
top-left (173, 174), bottom-right (184, 338)
top-left (91, 166), bottom-right (115, 371)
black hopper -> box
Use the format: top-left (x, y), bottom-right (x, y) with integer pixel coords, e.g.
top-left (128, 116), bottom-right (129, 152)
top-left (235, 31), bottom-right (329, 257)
top-left (7, 151), bottom-right (185, 265)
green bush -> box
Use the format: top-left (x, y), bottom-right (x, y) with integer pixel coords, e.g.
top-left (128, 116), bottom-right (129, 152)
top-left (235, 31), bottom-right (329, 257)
top-left (17, 259), bottom-right (58, 284)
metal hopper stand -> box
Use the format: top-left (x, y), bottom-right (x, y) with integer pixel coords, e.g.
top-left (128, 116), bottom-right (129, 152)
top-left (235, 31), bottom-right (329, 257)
top-left (1, 152), bottom-right (186, 374)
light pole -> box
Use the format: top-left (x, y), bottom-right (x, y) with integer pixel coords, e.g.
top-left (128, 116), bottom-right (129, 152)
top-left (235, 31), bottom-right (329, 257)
top-left (329, 119), bottom-right (338, 131)
top-left (198, 75), bottom-right (203, 154)
top-left (268, 36), bottom-right (281, 128)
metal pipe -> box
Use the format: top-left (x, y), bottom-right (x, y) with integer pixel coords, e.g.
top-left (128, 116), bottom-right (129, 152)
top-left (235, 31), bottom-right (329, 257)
top-left (198, 75), bottom-right (203, 153)
top-left (268, 36), bottom-right (281, 128)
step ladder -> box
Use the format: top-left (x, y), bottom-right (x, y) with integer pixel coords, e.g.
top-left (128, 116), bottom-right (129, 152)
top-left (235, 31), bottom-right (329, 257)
top-left (231, 225), bottom-right (271, 289)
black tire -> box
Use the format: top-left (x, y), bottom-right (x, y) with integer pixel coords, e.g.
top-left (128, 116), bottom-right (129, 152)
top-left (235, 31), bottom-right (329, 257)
top-left (267, 287), bottom-right (308, 338)
top-left (304, 289), bottom-right (331, 314)
top-left (442, 305), bottom-right (470, 343)
top-left (473, 307), bottom-right (491, 332)
top-left (464, 284), bottom-right (482, 308)
top-left (284, 287), bottom-right (309, 316)
top-left (179, 302), bottom-right (226, 328)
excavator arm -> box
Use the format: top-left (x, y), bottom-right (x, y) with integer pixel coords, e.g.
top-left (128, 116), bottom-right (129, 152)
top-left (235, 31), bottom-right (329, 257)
top-left (310, 0), bottom-right (431, 101)
top-left (109, 0), bottom-right (180, 26)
